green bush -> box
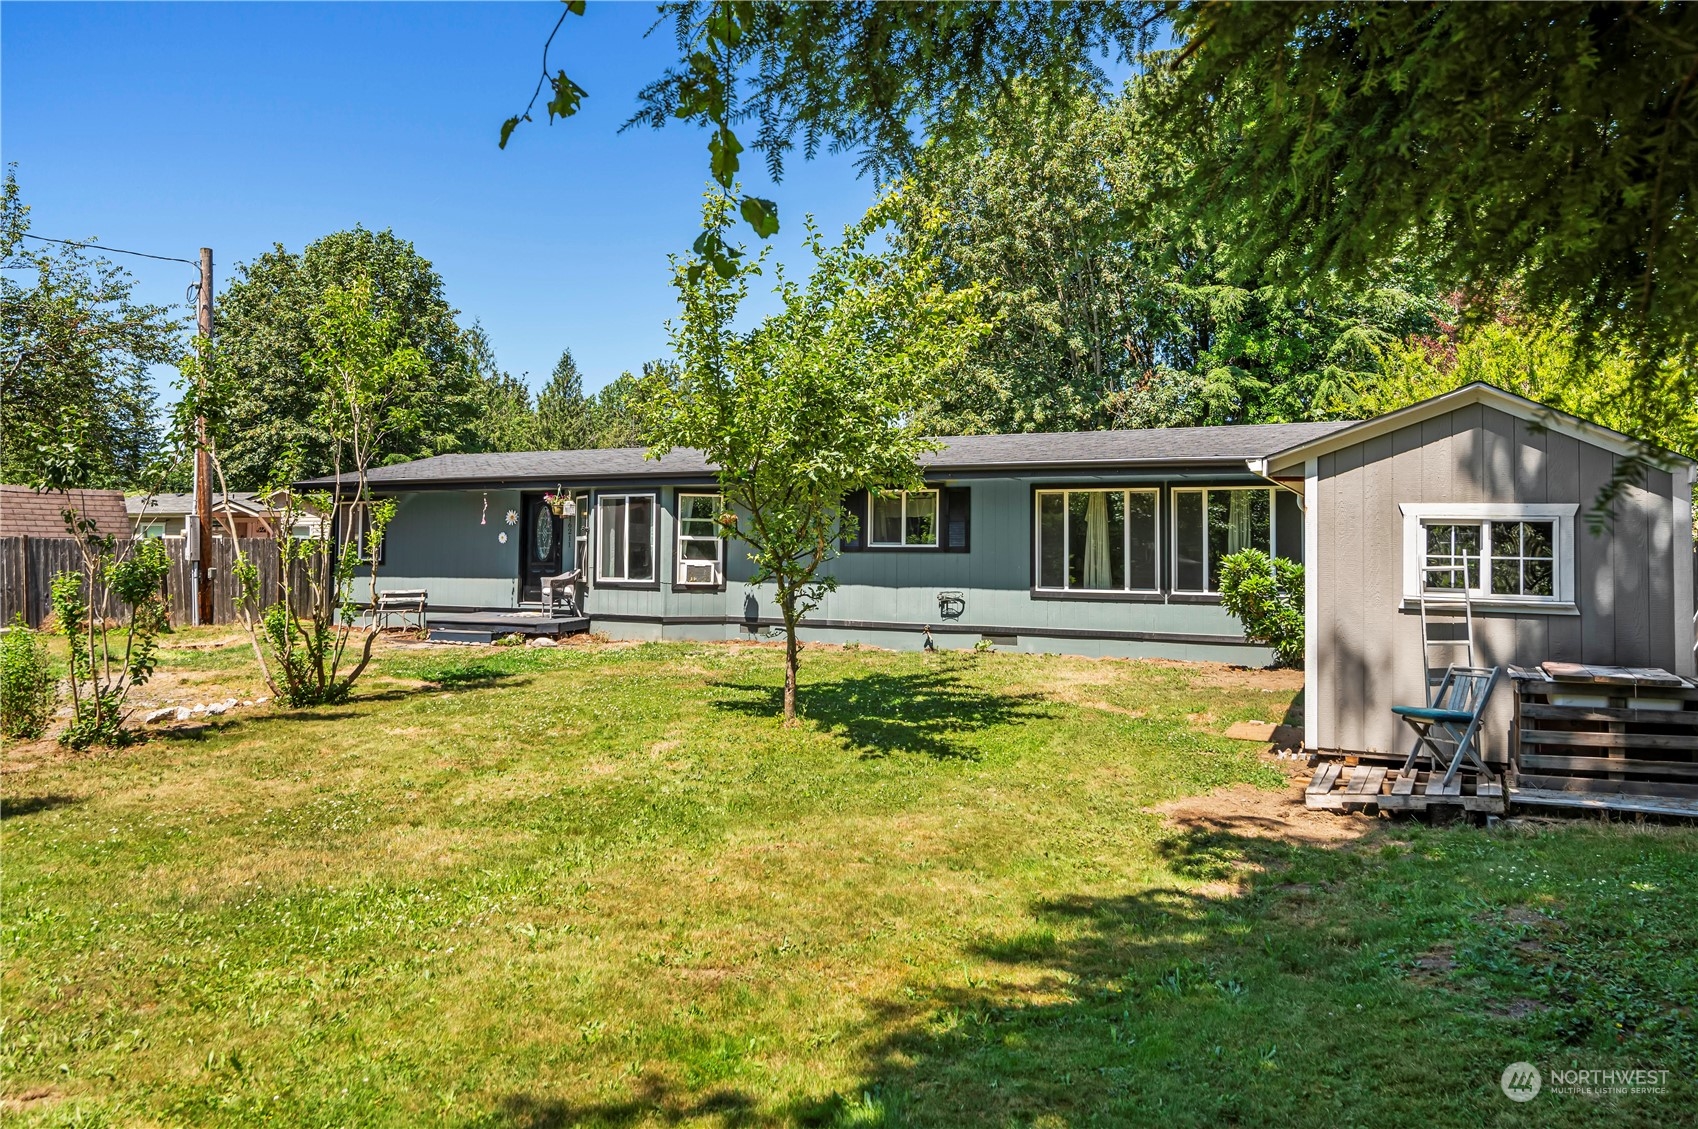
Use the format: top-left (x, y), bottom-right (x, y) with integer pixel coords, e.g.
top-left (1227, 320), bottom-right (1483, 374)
top-left (1, 613), bottom-right (57, 740)
top-left (1217, 549), bottom-right (1305, 668)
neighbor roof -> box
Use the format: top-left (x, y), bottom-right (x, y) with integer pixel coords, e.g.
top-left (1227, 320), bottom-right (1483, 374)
top-left (298, 420), bottom-right (1357, 490)
top-left (0, 485), bottom-right (131, 539)
top-left (127, 491), bottom-right (272, 517)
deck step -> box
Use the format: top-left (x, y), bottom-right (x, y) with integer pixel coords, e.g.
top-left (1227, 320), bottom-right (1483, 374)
top-left (427, 628), bottom-right (496, 644)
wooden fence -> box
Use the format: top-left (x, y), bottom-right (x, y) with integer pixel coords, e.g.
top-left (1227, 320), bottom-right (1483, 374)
top-left (0, 536), bottom-right (312, 628)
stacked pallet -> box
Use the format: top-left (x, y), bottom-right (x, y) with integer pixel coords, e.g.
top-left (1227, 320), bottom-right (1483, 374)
top-left (1304, 761), bottom-right (1503, 813)
top-left (1509, 664), bottom-right (1698, 818)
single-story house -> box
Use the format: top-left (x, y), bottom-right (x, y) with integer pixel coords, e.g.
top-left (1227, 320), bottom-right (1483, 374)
top-left (127, 491), bottom-right (322, 539)
top-left (305, 383), bottom-right (1696, 762)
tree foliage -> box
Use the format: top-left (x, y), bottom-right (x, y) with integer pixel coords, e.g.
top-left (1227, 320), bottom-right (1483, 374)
top-left (895, 83), bottom-right (1444, 433)
top-left (643, 190), bottom-right (985, 720)
top-left (0, 168), bottom-right (179, 488)
top-left (464, 322), bottom-right (541, 454)
top-left (210, 227), bottom-right (479, 487)
top-left (0, 614), bottom-right (56, 741)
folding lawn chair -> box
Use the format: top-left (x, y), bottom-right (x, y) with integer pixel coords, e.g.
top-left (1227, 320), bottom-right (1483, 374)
top-left (1392, 665), bottom-right (1502, 790)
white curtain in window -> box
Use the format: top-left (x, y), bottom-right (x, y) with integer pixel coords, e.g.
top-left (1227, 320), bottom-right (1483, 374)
top-left (1083, 491), bottom-right (1113, 589)
top-left (1228, 491), bottom-right (1252, 555)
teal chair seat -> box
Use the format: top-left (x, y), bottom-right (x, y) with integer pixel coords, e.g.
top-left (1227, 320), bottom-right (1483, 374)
top-left (1391, 705), bottom-right (1475, 723)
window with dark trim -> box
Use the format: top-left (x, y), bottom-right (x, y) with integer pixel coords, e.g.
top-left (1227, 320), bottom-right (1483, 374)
top-left (1172, 487), bottom-right (1273, 593)
top-left (1034, 488), bottom-right (1159, 592)
top-left (596, 493), bottom-right (655, 582)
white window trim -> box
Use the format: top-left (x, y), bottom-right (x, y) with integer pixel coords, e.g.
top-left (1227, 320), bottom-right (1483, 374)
top-left (868, 489), bottom-right (940, 548)
top-left (1171, 486), bottom-right (1277, 594)
top-left (1033, 487), bottom-right (1162, 594)
top-left (1398, 502), bottom-right (1577, 611)
top-left (595, 492), bottom-right (657, 584)
top-left (675, 491), bottom-right (724, 586)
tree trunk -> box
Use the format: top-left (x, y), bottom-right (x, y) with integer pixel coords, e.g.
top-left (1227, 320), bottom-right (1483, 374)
top-left (781, 592), bottom-right (799, 723)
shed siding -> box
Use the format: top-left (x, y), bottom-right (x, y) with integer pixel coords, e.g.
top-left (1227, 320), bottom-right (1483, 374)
top-left (1313, 404), bottom-right (1693, 760)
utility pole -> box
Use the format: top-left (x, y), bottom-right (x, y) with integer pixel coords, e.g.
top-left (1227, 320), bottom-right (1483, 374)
top-left (194, 247), bottom-right (215, 626)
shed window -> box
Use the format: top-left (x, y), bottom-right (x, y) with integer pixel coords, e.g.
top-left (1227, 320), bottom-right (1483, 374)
top-left (1034, 489), bottom-right (1159, 592)
top-left (869, 490), bottom-right (938, 547)
top-left (597, 493), bottom-right (655, 582)
top-left (1400, 504), bottom-right (1575, 607)
top-left (1172, 487), bottom-right (1274, 593)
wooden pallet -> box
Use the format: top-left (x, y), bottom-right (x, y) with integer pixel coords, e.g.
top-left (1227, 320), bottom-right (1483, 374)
top-left (1509, 666), bottom-right (1698, 818)
top-left (1305, 762), bottom-right (1504, 813)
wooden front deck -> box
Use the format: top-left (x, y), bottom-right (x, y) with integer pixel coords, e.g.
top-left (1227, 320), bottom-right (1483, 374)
top-left (423, 610), bottom-right (591, 644)
top-left (1306, 663), bottom-right (1698, 820)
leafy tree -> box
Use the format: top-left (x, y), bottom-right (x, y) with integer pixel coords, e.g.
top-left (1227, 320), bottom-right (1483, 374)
top-left (896, 84), bottom-right (1443, 432)
top-left (534, 347), bottom-right (594, 450)
top-left (464, 322), bottom-right (540, 453)
top-left (0, 613), bottom-right (56, 740)
top-left (589, 366), bottom-right (661, 449)
top-left (0, 168), bottom-right (179, 488)
top-left (222, 279), bottom-right (418, 707)
top-left (211, 226), bottom-right (479, 487)
top-left (1149, 2), bottom-right (1698, 381)
top-left (643, 192), bottom-right (985, 720)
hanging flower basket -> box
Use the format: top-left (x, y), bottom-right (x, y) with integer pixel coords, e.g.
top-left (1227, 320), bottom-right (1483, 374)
top-left (544, 493), bottom-right (574, 518)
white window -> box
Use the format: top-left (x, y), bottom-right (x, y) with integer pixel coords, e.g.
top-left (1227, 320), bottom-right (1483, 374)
top-left (1399, 504), bottom-right (1576, 607)
top-left (676, 493), bottom-right (723, 585)
top-left (1172, 487), bottom-right (1275, 593)
top-left (1034, 488), bottom-right (1160, 592)
top-left (596, 493), bottom-right (655, 582)
top-left (869, 489), bottom-right (938, 547)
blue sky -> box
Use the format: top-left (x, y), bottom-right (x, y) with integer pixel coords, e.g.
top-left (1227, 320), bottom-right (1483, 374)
top-left (2, 1), bottom-right (882, 398)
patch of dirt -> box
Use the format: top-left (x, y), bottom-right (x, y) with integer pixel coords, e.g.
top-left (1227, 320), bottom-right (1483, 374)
top-left (1488, 997), bottom-right (1550, 1020)
top-left (1141, 658), bottom-right (1304, 692)
top-left (1148, 782), bottom-right (1377, 846)
top-left (0, 1087), bottom-right (59, 1112)
top-left (1411, 944), bottom-right (1458, 986)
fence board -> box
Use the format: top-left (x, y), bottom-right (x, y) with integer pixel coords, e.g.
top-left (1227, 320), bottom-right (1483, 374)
top-left (2, 536), bottom-right (310, 628)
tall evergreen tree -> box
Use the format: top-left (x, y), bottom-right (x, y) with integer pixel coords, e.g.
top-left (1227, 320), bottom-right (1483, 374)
top-left (534, 348), bottom-right (595, 451)
top-left (463, 322), bottom-right (538, 452)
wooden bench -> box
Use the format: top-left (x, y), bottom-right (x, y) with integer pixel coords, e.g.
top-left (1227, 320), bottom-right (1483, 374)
top-left (374, 588), bottom-right (428, 632)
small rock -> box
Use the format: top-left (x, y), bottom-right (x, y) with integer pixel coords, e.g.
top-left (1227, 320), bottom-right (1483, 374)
top-left (144, 707), bottom-right (177, 724)
top-left (205, 702), bottom-right (229, 716)
top-left (527, 636), bottom-right (558, 648)
top-left (175, 706), bottom-right (194, 722)
top-left (241, 700), bottom-right (254, 707)
top-left (254, 697), bottom-right (270, 706)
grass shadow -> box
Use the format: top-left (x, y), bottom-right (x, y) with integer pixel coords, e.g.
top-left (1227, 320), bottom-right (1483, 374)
top-left (0, 793), bottom-right (81, 820)
top-left (489, 1077), bottom-right (761, 1128)
top-left (712, 665), bottom-right (1051, 761)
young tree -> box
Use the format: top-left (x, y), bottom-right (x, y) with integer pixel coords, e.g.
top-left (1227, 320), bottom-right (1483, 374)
top-left (0, 167), bottom-right (179, 487)
top-left (643, 192), bottom-right (984, 720)
top-left (213, 278), bottom-right (422, 706)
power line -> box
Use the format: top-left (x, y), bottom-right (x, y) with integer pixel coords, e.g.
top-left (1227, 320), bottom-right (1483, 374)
top-left (19, 232), bottom-right (199, 267)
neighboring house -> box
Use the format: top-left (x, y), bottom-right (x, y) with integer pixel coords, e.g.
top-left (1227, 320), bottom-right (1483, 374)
top-left (126, 491), bottom-right (321, 539)
top-left (0, 484), bottom-right (131, 538)
top-left (302, 382), bottom-right (1696, 761)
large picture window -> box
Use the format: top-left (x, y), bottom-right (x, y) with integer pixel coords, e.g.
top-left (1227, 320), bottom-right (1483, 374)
top-left (869, 489), bottom-right (938, 547)
top-left (676, 493), bottom-right (723, 586)
top-left (1172, 487), bottom-right (1273, 593)
top-left (1035, 488), bottom-right (1159, 592)
top-left (596, 493), bottom-right (655, 582)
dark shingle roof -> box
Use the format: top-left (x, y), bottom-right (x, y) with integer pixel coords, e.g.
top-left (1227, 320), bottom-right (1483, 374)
top-left (300, 420), bottom-right (1357, 489)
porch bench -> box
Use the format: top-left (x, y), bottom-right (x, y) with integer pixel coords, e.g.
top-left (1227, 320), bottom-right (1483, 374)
top-left (374, 588), bottom-right (428, 632)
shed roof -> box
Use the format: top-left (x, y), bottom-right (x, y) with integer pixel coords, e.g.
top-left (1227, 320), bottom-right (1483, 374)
top-left (0, 485), bottom-right (132, 539)
top-left (300, 420), bottom-right (1357, 490)
top-left (1259, 382), bottom-right (1696, 475)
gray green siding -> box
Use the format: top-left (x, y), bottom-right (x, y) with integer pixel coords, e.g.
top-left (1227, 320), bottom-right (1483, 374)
top-left (374, 475), bottom-right (1293, 662)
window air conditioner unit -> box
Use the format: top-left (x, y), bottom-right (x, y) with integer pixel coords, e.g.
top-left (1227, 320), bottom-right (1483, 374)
top-left (683, 562), bottom-right (718, 585)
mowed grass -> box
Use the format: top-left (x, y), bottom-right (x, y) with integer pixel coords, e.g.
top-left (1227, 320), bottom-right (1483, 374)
top-left (3, 633), bottom-right (1696, 1127)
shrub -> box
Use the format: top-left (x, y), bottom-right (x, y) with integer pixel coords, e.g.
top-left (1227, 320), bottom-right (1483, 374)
top-left (1218, 549), bottom-right (1305, 668)
top-left (1, 614), bottom-right (56, 740)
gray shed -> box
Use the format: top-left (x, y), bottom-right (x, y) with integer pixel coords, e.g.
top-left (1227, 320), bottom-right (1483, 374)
top-left (1259, 382), bottom-right (1697, 763)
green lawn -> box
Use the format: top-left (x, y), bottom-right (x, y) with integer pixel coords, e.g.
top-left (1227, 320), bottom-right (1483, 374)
top-left (2, 634), bottom-right (1695, 1127)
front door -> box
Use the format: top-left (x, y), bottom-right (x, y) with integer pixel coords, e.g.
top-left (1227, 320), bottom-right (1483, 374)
top-left (519, 493), bottom-right (564, 604)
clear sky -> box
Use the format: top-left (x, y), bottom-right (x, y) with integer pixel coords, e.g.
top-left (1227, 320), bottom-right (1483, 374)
top-left (2, 1), bottom-right (882, 397)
